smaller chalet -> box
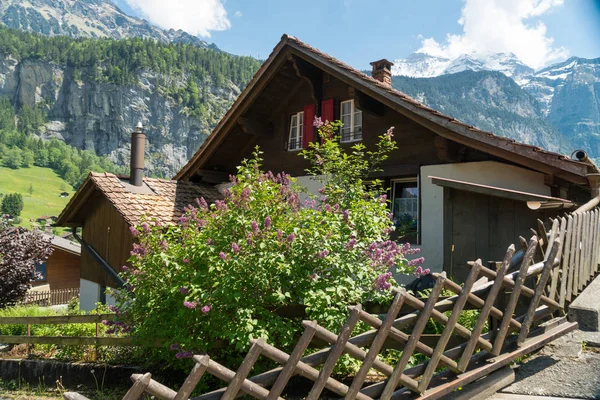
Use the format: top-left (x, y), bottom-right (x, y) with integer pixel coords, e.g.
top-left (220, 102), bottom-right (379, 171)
top-left (57, 126), bottom-right (221, 310)
top-left (32, 234), bottom-right (81, 291)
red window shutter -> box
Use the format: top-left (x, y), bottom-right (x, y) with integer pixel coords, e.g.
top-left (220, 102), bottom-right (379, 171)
top-left (321, 98), bottom-right (334, 123)
top-left (303, 104), bottom-right (315, 148)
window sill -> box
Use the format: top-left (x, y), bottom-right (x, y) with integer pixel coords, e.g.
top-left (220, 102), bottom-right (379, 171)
top-left (340, 139), bottom-right (362, 144)
top-left (287, 147), bottom-right (304, 152)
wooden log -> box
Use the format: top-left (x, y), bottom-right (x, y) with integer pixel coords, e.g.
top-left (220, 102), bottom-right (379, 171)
top-left (0, 314), bottom-right (119, 325)
top-left (346, 290), bottom-right (406, 400)
top-left (538, 219), bottom-right (548, 254)
top-left (174, 356), bottom-right (210, 400)
top-left (581, 211), bottom-right (590, 290)
top-left (131, 374), bottom-right (177, 400)
top-left (380, 275), bottom-right (446, 399)
top-left (205, 357), bottom-right (274, 400)
top-left (123, 372), bottom-right (152, 400)
top-left (458, 246), bottom-right (514, 372)
top-left (560, 215), bottom-right (574, 307)
top-left (518, 239), bottom-right (560, 344)
top-left (222, 340), bottom-right (265, 400)
top-left (253, 339), bottom-right (371, 400)
top-left (266, 321), bottom-right (317, 400)
top-left (306, 305), bottom-right (363, 400)
top-left (567, 213), bottom-right (580, 301)
top-left (408, 320), bottom-right (578, 400)
top-left (574, 212), bottom-right (583, 296)
top-left (547, 218), bottom-right (564, 301)
top-left (593, 209), bottom-right (600, 274)
top-left (491, 236), bottom-right (538, 356)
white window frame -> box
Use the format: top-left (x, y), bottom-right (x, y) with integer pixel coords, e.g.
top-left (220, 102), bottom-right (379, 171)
top-left (287, 111), bottom-right (304, 151)
top-left (391, 177), bottom-right (420, 244)
top-left (340, 99), bottom-right (362, 143)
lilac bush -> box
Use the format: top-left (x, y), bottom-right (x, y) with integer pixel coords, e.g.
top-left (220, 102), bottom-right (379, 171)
top-left (112, 121), bottom-right (422, 363)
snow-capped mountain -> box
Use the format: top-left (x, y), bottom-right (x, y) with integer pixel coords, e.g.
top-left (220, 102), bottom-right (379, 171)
top-left (392, 52), bottom-right (534, 83)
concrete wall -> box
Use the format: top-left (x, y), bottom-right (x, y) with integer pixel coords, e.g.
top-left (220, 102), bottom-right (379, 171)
top-left (420, 161), bottom-right (550, 272)
top-left (79, 278), bottom-right (100, 311)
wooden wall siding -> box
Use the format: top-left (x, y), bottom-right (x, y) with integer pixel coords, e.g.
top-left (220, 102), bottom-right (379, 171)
top-left (46, 248), bottom-right (80, 290)
top-left (444, 189), bottom-right (550, 282)
top-left (199, 60), bottom-right (510, 182)
top-left (81, 196), bottom-right (134, 287)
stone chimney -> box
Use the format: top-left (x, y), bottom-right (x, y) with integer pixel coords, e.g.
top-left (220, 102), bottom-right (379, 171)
top-left (370, 59), bottom-right (394, 86)
top-left (130, 122), bottom-right (146, 187)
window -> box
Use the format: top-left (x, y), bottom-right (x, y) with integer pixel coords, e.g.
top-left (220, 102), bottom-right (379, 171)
top-left (35, 261), bottom-right (47, 282)
top-left (287, 111), bottom-right (304, 151)
top-left (340, 100), bottom-right (362, 142)
top-left (391, 178), bottom-right (419, 244)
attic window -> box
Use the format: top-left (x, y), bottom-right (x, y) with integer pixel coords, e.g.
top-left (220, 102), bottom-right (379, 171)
top-left (340, 100), bottom-right (362, 143)
top-left (287, 111), bottom-right (304, 151)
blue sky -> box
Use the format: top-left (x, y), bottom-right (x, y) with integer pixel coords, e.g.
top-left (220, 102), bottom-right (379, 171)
top-left (113, 0), bottom-right (600, 70)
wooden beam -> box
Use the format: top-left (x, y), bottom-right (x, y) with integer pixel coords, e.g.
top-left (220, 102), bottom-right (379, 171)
top-left (434, 136), bottom-right (465, 163)
top-left (237, 117), bottom-right (272, 137)
top-left (288, 54), bottom-right (322, 104)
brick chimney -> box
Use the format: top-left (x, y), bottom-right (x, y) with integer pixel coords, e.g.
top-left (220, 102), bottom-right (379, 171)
top-left (370, 59), bottom-right (394, 87)
top-left (130, 122), bottom-right (146, 187)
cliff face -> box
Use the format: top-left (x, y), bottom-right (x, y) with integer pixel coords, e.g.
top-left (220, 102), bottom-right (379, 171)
top-left (0, 57), bottom-right (240, 177)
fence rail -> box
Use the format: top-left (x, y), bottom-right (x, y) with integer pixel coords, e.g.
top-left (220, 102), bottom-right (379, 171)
top-left (65, 207), bottom-right (600, 400)
top-left (0, 313), bottom-right (131, 347)
top-left (19, 287), bottom-right (80, 306)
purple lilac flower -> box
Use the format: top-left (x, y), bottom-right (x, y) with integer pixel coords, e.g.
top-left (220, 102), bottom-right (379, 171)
top-left (251, 220), bottom-right (259, 234)
top-left (264, 216), bottom-right (272, 229)
top-left (385, 126), bottom-right (395, 139)
top-left (277, 230), bottom-right (283, 240)
top-left (141, 222), bottom-right (150, 234)
top-left (182, 258), bottom-right (190, 264)
top-left (375, 272), bottom-right (393, 290)
top-left (407, 257), bottom-right (425, 267)
top-left (179, 287), bottom-right (189, 294)
top-left (129, 226), bottom-right (139, 237)
top-left (122, 266), bottom-right (129, 272)
top-left (207, 238), bottom-right (214, 245)
top-left (130, 243), bottom-right (147, 258)
top-left (345, 238), bottom-right (357, 250)
top-left (175, 352), bottom-right (184, 359)
top-left (415, 266), bottom-right (431, 278)
top-left (196, 197), bottom-right (208, 210)
top-left (169, 343), bottom-right (179, 351)
top-left (219, 252), bottom-right (227, 260)
top-left (287, 233), bottom-right (295, 243)
top-left (178, 215), bottom-right (189, 225)
top-left (184, 301), bottom-right (197, 309)
top-left (342, 209), bottom-right (350, 222)
top-left (313, 116), bottom-right (324, 128)
top-left (232, 242), bottom-right (240, 254)
top-left (317, 250), bottom-right (329, 259)
top-left (215, 200), bottom-right (227, 211)
top-left (201, 305), bottom-right (212, 313)
top-left (310, 273), bottom-right (318, 280)
top-left (101, 320), bottom-right (108, 325)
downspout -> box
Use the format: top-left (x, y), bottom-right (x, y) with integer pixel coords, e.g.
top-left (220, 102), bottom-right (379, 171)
top-left (72, 230), bottom-right (126, 287)
top-left (573, 150), bottom-right (600, 213)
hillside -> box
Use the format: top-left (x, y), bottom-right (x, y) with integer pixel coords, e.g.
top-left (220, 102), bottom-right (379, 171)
top-left (391, 71), bottom-right (568, 154)
top-left (0, 27), bottom-right (261, 177)
top-left (0, 165), bottom-right (74, 229)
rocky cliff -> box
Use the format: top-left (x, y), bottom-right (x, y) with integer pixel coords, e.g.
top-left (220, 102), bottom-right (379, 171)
top-left (0, 56), bottom-right (240, 177)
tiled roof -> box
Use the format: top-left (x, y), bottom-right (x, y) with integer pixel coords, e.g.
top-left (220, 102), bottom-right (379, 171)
top-left (58, 172), bottom-right (222, 227)
top-left (175, 34), bottom-right (589, 183)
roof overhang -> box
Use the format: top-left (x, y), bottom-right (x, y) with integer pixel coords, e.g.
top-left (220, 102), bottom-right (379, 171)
top-left (430, 175), bottom-right (576, 210)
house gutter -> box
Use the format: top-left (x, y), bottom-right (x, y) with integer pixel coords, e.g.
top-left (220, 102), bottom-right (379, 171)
top-left (72, 231), bottom-right (126, 287)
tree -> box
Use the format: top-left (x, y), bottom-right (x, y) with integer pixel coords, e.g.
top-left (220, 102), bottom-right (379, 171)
top-left (0, 223), bottom-right (53, 306)
top-left (112, 122), bottom-right (421, 365)
top-left (3, 147), bottom-right (22, 169)
top-left (1, 193), bottom-right (24, 216)
top-left (28, 183), bottom-right (34, 197)
top-left (21, 149), bottom-right (34, 167)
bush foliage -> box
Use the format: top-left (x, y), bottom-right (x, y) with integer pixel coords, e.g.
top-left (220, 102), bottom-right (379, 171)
top-left (113, 121), bottom-right (421, 365)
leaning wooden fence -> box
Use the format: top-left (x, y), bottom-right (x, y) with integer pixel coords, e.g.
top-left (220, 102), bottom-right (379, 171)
top-left (66, 208), bottom-right (600, 400)
top-left (19, 287), bottom-right (80, 306)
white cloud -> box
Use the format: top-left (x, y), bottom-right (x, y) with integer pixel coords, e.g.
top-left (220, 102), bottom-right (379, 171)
top-left (417, 0), bottom-right (569, 69)
top-left (124, 0), bottom-right (231, 37)
top-left (234, 11), bottom-right (243, 18)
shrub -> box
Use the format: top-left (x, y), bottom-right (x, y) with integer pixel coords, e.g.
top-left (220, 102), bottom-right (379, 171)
top-left (113, 121), bottom-right (421, 366)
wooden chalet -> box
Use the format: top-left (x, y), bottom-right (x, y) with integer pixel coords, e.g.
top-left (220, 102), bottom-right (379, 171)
top-left (31, 234), bottom-right (81, 291)
top-left (57, 127), bottom-right (221, 310)
top-left (174, 34), bottom-right (597, 281)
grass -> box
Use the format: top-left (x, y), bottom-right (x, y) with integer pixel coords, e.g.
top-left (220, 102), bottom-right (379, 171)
top-left (0, 166), bottom-right (74, 229)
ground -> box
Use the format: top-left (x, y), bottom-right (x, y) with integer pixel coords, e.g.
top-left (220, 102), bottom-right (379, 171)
top-left (0, 166), bottom-right (74, 229)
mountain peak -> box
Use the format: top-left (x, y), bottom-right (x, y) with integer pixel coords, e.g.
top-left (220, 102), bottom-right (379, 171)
top-left (0, 0), bottom-right (217, 49)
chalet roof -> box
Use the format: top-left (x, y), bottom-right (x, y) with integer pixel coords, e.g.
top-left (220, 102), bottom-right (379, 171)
top-left (42, 233), bottom-right (81, 256)
top-left (56, 172), bottom-right (222, 228)
top-left (174, 34), bottom-right (590, 185)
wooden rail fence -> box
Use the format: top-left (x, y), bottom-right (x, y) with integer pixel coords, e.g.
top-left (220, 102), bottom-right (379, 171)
top-left (0, 314), bottom-right (132, 347)
top-left (19, 287), bottom-right (80, 306)
top-left (64, 208), bottom-right (600, 400)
